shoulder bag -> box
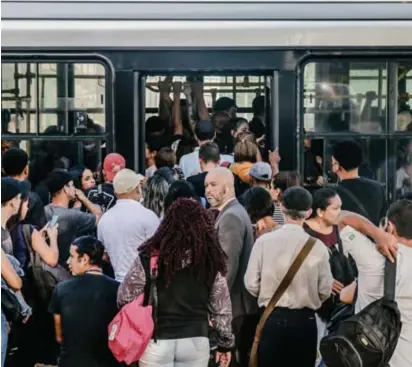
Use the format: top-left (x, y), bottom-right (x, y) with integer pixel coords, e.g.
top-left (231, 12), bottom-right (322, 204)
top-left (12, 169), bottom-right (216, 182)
top-left (22, 225), bottom-right (71, 301)
top-left (108, 254), bottom-right (159, 365)
top-left (249, 236), bottom-right (317, 367)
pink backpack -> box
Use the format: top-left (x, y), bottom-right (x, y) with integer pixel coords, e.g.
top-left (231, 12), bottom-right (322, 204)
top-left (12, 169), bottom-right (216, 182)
top-left (108, 256), bottom-right (158, 365)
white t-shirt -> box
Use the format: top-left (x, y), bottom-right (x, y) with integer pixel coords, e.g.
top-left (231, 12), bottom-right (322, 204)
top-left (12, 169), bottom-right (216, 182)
top-left (97, 199), bottom-right (160, 282)
top-left (340, 226), bottom-right (412, 367)
top-left (179, 147), bottom-right (233, 178)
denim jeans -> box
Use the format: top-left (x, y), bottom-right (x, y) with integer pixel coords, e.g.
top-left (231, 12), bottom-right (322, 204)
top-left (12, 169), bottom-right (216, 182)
top-left (257, 307), bottom-right (317, 367)
top-left (1, 312), bottom-right (8, 367)
top-left (139, 337), bottom-right (210, 367)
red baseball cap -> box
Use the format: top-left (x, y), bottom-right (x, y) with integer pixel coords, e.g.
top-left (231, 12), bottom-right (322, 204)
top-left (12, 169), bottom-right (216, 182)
top-left (103, 153), bottom-right (126, 183)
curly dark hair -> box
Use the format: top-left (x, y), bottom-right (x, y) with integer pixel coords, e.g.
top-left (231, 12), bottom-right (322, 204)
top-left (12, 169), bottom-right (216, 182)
top-left (140, 198), bottom-right (227, 288)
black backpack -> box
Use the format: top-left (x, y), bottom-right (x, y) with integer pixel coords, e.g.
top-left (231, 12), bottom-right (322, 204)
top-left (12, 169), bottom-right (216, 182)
top-left (22, 225), bottom-right (71, 301)
top-left (320, 259), bottom-right (402, 367)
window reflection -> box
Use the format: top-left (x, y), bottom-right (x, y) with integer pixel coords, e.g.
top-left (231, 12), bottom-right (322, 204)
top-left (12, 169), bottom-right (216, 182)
top-left (1, 62), bottom-right (106, 135)
top-left (395, 138), bottom-right (412, 198)
top-left (397, 64), bottom-right (412, 131)
top-left (303, 137), bottom-right (387, 188)
top-left (303, 62), bottom-right (387, 133)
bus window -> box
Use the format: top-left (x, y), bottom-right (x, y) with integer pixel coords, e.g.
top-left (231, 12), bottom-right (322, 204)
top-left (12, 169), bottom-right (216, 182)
top-left (1, 62), bottom-right (106, 136)
top-left (394, 138), bottom-right (412, 199)
top-left (303, 61), bottom-right (387, 134)
top-left (397, 64), bottom-right (412, 131)
top-left (144, 75), bottom-right (269, 164)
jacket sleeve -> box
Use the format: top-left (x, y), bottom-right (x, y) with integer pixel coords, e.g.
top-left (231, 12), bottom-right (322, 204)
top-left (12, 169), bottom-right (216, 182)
top-left (208, 272), bottom-right (235, 351)
top-left (117, 255), bottom-right (146, 307)
top-left (217, 212), bottom-right (244, 290)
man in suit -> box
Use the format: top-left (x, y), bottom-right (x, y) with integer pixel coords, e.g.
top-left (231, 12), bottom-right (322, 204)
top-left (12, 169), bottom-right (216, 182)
top-left (205, 167), bottom-right (258, 367)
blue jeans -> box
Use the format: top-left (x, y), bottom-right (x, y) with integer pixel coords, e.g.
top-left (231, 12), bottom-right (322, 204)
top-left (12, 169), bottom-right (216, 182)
top-left (1, 312), bottom-right (8, 367)
top-left (140, 337), bottom-right (210, 367)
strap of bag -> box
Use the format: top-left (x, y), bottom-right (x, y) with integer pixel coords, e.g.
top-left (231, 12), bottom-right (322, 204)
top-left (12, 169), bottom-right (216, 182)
top-left (97, 184), bottom-right (105, 211)
top-left (249, 236), bottom-right (317, 367)
top-left (148, 255), bottom-right (159, 341)
top-left (337, 185), bottom-right (371, 223)
top-left (383, 259), bottom-right (397, 302)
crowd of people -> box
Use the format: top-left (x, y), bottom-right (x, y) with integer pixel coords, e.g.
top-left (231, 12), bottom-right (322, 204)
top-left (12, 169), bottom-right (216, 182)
top-left (1, 78), bottom-right (412, 367)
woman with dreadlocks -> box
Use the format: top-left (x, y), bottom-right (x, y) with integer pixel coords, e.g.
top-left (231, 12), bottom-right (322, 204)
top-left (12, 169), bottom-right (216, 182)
top-left (118, 198), bottom-right (234, 367)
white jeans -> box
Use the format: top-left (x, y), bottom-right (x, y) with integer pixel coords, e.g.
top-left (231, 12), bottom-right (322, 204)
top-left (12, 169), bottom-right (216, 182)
top-left (140, 337), bottom-right (210, 367)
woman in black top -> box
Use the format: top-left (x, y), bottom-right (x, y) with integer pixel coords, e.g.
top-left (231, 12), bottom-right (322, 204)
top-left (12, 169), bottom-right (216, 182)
top-left (118, 198), bottom-right (234, 367)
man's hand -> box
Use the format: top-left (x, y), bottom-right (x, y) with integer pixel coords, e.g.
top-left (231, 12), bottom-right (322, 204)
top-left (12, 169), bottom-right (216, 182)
top-left (332, 279), bottom-right (344, 295)
top-left (216, 351), bottom-right (231, 367)
top-left (269, 148), bottom-right (281, 166)
top-left (376, 231), bottom-right (398, 263)
top-left (75, 189), bottom-right (87, 204)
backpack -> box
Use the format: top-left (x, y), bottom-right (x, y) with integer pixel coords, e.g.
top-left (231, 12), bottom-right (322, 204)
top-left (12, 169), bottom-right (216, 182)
top-left (22, 225), bottom-right (71, 301)
top-left (320, 259), bottom-right (402, 367)
top-left (108, 255), bottom-right (158, 365)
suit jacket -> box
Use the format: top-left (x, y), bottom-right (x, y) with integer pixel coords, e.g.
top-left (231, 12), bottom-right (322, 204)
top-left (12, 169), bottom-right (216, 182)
top-left (216, 199), bottom-right (258, 319)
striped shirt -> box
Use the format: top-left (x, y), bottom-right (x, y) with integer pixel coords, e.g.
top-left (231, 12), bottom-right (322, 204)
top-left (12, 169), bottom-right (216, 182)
top-left (273, 203), bottom-right (285, 226)
top-left (97, 199), bottom-right (160, 282)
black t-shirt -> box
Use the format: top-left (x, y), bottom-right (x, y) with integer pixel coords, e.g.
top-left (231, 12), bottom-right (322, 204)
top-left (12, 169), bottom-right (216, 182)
top-left (336, 177), bottom-right (387, 226)
top-left (84, 183), bottom-right (116, 213)
top-left (48, 274), bottom-right (122, 367)
top-left (187, 172), bottom-right (207, 198)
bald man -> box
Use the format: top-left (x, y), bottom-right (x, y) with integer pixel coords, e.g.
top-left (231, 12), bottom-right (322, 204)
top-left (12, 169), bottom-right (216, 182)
top-left (205, 168), bottom-right (258, 367)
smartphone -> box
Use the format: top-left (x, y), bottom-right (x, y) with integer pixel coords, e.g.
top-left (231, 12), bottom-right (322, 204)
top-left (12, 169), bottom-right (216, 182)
top-left (49, 215), bottom-right (59, 227)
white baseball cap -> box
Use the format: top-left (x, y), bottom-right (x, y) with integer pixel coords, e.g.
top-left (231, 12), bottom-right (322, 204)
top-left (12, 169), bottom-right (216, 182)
top-left (113, 169), bottom-right (144, 194)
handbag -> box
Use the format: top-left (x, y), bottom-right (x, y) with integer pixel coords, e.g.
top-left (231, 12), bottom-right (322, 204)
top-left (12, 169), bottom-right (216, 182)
top-left (108, 254), bottom-right (158, 365)
top-left (249, 236), bottom-right (317, 367)
top-left (1, 287), bottom-right (24, 323)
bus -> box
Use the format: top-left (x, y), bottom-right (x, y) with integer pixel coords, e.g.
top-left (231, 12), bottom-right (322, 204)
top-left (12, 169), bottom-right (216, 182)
top-left (2, 0), bottom-right (412, 201)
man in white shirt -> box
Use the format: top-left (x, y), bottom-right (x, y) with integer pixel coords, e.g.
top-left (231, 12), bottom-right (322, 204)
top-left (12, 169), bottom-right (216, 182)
top-left (179, 120), bottom-right (233, 177)
top-left (97, 169), bottom-right (160, 281)
top-left (245, 187), bottom-right (333, 367)
top-left (339, 199), bottom-right (412, 367)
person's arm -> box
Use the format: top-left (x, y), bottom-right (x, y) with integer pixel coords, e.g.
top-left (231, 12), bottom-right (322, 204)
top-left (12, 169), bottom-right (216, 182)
top-left (53, 314), bottom-right (63, 344)
top-left (1, 249), bottom-right (22, 291)
top-left (244, 236), bottom-right (263, 298)
top-left (268, 148), bottom-right (281, 177)
top-left (31, 225), bottom-right (59, 267)
top-left (75, 189), bottom-right (102, 221)
top-left (192, 81), bottom-right (209, 121)
top-left (172, 82), bottom-right (184, 136)
top-left (158, 76), bottom-right (173, 122)
top-left (208, 272), bottom-right (235, 351)
top-left (339, 210), bottom-right (398, 262)
top-left (183, 82), bottom-right (195, 134)
top-left (217, 213), bottom-right (244, 290)
top-left (340, 281), bottom-right (357, 304)
top-left (74, 210), bottom-right (99, 236)
top-left (117, 256), bottom-right (146, 308)
top-left (49, 286), bottom-right (63, 344)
